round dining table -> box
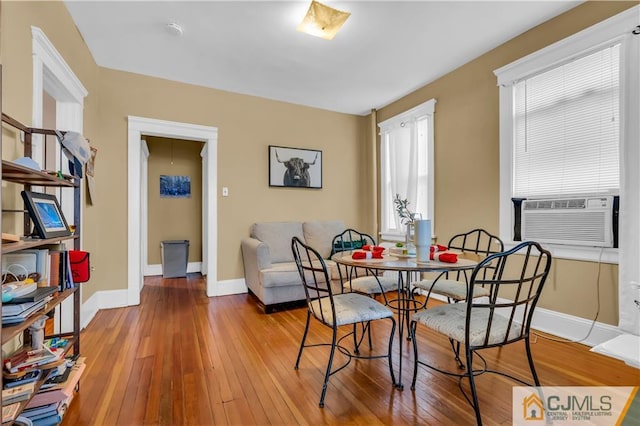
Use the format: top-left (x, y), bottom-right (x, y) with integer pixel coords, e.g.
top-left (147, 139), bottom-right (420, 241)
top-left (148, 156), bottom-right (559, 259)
top-left (330, 250), bottom-right (480, 389)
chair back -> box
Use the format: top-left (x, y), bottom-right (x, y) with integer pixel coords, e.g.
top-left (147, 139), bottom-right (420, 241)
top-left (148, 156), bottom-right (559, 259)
top-left (330, 229), bottom-right (378, 287)
top-left (292, 236), bottom-right (336, 324)
top-left (466, 241), bottom-right (552, 348)
top-left (446, 228), bottom-right (504, 282)
top-left (330, 228), bottom-right (376, 255)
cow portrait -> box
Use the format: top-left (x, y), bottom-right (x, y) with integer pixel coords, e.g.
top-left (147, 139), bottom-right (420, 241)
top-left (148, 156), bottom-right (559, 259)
top-left (274, 149), bottom-right (319, 187)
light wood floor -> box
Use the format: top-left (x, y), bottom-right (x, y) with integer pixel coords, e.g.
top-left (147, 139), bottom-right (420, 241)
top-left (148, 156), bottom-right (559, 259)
top-left (63, 274), bottom-right (640, 425)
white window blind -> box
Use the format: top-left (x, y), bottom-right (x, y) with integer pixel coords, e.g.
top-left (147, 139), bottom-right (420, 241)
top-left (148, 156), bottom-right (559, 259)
top-left (513, 43), bottom-right (620, 198)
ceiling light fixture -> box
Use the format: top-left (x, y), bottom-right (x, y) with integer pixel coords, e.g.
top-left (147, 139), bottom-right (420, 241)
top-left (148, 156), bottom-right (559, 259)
top-left (297, 1), bottom-right (351, 40)
top-left (166, 22), bottom-right (184, 36)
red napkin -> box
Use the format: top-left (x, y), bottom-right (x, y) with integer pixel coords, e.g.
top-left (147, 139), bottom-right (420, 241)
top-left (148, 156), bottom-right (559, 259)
top-left (352, 251), bottom-right (383, 260)
top-left (362, 245), bottom-right (384, 253)
top-left (430, 252), bottom-right (458, 263)
top-left (430, 244), bottom-right (449, 253)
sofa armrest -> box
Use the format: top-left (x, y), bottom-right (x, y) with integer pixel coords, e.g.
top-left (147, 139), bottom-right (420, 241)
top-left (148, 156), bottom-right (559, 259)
top-left (241, 237), bottom-right (272, 291)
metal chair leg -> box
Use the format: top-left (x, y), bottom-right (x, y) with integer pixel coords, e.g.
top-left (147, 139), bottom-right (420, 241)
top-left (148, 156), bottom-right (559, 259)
top-left (295, 310), bottom-right (311, 369)
top-left (410, 320), bottom-right (419, 390)
top-left (525, 336), bottom-right (541, 386)
top-left (387, 317), bottom-right (397, 387)
top-left (449, 338), bottom-right (465, 369)
top-left (319, 327), bottom-right (338, 408)
top-left (466, 348), bottom-right (483, 426)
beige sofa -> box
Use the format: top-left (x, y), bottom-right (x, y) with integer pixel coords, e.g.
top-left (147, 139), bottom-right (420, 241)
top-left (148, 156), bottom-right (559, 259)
top-left (241, 220), bottom-right (345, 313)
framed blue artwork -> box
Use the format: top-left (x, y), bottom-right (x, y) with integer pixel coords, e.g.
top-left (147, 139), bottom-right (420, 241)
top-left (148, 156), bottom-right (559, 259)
top-left (160, 175), bottom-right (191, 198)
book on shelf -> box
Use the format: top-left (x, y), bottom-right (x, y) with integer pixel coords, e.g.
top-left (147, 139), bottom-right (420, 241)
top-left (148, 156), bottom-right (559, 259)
top-left (44, 248), bottom-right (75, 291)
top-left (1, 402), bottom-right (21, 423)
top-left (25, 357), bottom-right (85, 409)
top-left (21, 400), bottom-right (66, 423)
top-left (1, 297), bottom-right (51, 324)
top-left (6, 286), bottom-right (57, 304)
top-left (3, 368), bottom-right (43, 389)
top-left (1, 382), bottom-right (36, 405)
top-left (3, 347), bottom-right (63, 374)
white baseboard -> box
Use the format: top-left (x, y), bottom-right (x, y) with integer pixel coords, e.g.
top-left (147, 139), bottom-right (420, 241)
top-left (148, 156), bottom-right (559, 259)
top-left (81, 290), bottom-right (100, 329)
top-left (211, 278), bottom-right (247, 296)
top-left (144, 262), bottom-right (202, 276)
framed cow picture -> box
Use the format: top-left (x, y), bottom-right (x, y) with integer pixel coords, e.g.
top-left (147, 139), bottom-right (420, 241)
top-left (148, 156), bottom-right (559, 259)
top-left (269, 145), bottom-right (322, 189)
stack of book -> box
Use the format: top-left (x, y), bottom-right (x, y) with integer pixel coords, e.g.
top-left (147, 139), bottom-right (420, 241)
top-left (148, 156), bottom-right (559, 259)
top-left (21, 357), bottom-right (85, 425)
top-left (3, 347), bottom-right (63, 375)
top-left (2, 287), bottom-right (57, 325)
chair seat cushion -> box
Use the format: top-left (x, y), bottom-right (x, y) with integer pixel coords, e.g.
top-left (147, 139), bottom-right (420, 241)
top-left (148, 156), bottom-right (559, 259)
top-left (343, 276), bottom-right (397, 295)
top-left (412, 303), bottom-right (522, 347)
top-left (413, 279), bottom-right (490, 300)
top-left (310, 293), bottom-right (393, 327)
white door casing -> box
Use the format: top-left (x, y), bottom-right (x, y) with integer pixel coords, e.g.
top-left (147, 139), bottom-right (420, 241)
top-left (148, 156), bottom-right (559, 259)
top-left (127, 116), bottom-right (218, 304)
top-left (32, 26), bottom-right (87, 332)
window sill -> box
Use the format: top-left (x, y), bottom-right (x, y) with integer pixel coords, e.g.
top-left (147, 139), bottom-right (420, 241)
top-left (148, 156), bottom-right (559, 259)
top-left (504, 241), bottom-right (618, 264)
top-left (380, 232), bottom-right (440, 244)
top-left (380, 232), bottom-right (405, 243)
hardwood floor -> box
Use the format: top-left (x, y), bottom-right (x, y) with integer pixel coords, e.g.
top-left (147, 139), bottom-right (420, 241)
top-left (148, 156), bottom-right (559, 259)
top-left (63, 275), bottom-right (640, 425)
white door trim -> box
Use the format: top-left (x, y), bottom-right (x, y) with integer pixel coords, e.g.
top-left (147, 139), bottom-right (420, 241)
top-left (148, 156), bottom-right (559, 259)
top-left (127, 116), bottom-right (218, 304)
top-left (31, 26), bottom-right (87, 332)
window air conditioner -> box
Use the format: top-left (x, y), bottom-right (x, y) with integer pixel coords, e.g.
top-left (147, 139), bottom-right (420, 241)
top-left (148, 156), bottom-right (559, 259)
top-left (521, 196), bottom-right (614, 247)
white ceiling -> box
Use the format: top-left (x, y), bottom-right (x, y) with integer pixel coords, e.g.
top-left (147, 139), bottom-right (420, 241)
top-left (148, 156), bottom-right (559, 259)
top-left (64, 1), bottom-right (583, 116)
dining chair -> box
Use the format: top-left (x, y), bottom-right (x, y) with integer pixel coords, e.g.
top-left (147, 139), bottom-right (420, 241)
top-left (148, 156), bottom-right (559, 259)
top-left (331, 228), bottom-right (397, 304)
top-left (409, 241), bottom-right (552, 425)
top-left (412, 228), bottom-right (504, 367)
top-left (292, 236), bottom-right (396, 407)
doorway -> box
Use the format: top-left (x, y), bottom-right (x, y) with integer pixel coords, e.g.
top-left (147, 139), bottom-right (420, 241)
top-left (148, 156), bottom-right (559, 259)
top-left (144, 136), bottom-right (205, 276)
top-left (127, 116), bottom-right (218, 304)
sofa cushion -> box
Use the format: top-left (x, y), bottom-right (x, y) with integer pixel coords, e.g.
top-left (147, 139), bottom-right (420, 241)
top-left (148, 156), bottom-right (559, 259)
top-left (261, 261), bottom-right (341, 289)
top-left (303, 221), bottom-right (345, 259)
top-left (260, 262), bottom-right (302, 288)
top-left (252, 222), bottom-right (304, 263)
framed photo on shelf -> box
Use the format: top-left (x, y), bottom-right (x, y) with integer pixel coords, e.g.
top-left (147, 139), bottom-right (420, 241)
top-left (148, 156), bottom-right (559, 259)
top-left (21, 191), bottom-right (72, 239)
top-left (269, 145), bottom-right (322, 189)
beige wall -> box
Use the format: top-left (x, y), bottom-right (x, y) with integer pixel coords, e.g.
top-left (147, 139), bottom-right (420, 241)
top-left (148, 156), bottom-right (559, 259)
top-left (0, 1), bottom-right (633, 325)
top-left (376, 1), bottom-right (635, 325)
top-left (1, 1), bottom-right (368, 298)
top-left (146, 136), bottom-right (203, 265)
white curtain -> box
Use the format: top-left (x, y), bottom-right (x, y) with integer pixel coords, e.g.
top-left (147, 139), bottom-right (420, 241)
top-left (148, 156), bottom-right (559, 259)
top-left (388, 119), bottom-right (419, 231)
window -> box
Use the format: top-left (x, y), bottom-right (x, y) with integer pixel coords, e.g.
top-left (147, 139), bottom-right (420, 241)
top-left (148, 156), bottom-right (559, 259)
top-left (513, 44), bottom-right (620, 198)
top-left (378, 99), bottom-right (436, 241)
top-left (495, 6), bottom-right (639, 264)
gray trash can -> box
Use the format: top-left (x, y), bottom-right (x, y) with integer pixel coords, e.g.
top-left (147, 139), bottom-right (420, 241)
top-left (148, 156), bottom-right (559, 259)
top-left (161, 240), bottom-right (189, 278)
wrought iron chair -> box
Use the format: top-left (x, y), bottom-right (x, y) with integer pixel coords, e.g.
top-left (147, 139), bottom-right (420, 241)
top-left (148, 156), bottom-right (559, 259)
top-left (331, 228), bottom-right (397, 304)
top-left (292, 236), bottom-right (396, 407)
top-left (409, 241), bottom-right (552, 425)
top-left (412, 228), bottom-right (504, 367)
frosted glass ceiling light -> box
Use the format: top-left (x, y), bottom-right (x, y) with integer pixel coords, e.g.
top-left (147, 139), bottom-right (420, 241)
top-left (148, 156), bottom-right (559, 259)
top-left (166, 22), bottom-right (184, 36)
top-left (297, 1), bottom-right (351, 40)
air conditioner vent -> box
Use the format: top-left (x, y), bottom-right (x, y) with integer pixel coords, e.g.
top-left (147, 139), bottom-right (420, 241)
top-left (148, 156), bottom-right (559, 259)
top-left (524, 198), bottom-right (586, 210)
top-left (521, 196), bottom-right (613, 247)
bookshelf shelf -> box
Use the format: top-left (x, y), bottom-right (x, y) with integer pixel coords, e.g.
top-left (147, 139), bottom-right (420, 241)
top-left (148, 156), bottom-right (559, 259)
top-left (1, 288), bottom-right (78, 346)
top-left (1, 161), bottom-right (77, 188)
top-left (1, 235), bottom-right (79, 255)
